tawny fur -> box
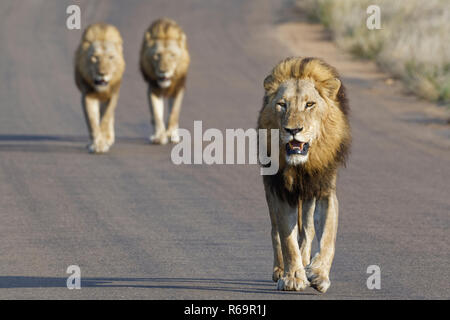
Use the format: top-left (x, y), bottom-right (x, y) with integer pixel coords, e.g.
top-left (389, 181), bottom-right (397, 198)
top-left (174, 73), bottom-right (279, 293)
top-left (75, 23), bottom-right (125, 153)
top-left (258, 57), bottom-right (351, 293)
top-left (140, 18), bottom-right (190, 144)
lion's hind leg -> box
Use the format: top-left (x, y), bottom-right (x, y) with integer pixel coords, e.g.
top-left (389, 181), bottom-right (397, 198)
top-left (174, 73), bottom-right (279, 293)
top-left (264, 188), bottom-right (284, 282)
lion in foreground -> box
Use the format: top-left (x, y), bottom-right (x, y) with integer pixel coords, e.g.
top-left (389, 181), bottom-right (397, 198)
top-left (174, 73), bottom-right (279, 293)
top-left (75, 23), bottom-right (126, 153)
top-left (258, 57), bottom-right (351, 293)
top-left (140, 18), bottom-right (190, 144)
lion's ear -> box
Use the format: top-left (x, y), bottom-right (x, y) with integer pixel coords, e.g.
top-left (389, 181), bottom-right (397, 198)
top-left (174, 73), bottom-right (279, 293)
top-left (321, 78), bottom-right (341, 100)
top-left (263, 75), bottom-right (274, 92)
top-left (179, 33), bottom-right (186, 45)
top-left (81, 41), bottom-right (91, 52)
top-left (145, 31), bottom-right (154, 45)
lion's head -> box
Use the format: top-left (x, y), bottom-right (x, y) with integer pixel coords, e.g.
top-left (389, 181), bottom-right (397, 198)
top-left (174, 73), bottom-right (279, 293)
top-left (75, 23), bottom-right (125, 94)
top-left (258, 57), bottom-right (350, 199)
top-left (140, 18), bottom-right (190, 91)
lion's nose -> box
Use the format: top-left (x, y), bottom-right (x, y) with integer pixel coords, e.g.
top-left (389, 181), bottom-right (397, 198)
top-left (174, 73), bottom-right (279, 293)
top-left (284, 127), bottom-right (303, 135)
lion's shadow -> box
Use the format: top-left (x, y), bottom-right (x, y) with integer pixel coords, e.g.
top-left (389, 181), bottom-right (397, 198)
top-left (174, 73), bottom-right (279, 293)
top-left (0, 276), bottom-right (316, 295)
top-left (0, 134), bottom-right (148, 153)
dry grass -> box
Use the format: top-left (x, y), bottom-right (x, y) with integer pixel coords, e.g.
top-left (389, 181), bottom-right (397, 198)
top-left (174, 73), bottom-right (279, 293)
top-left (297, 0), bottom-right (450, 104)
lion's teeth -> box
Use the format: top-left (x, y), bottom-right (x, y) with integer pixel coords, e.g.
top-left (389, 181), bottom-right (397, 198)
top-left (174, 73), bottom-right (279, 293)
top-left (289, 141), bottom-right (305, 150)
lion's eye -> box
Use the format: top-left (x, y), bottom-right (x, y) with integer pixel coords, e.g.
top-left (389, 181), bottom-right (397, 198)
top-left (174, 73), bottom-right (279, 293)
top-left (109, 55), bottom-right (114, 60)
top-left (305, 101), bottom-right (315, 109)
top-left (91, 56), bottom-right (98, 63)
top-left (276, 101), bottom-right (286, 109)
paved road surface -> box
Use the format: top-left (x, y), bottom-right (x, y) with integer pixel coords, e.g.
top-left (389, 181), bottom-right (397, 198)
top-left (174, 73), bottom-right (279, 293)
top-left (0, 0), bottom-right (448, 299)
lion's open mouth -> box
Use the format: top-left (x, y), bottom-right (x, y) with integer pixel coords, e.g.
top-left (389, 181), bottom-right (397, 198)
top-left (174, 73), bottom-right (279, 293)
top-left (94, 78), bottom-right (109, 86)
top-left (157, 75), bottom-right (171, 83)
top-left (286, 140), bottom-right (309, 156)
top-left (157, 75), bottom-right (172, 88)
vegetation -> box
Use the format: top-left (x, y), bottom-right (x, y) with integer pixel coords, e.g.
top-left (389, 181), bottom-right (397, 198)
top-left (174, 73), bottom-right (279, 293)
top-left (297, 0), bottom-right (450, 104)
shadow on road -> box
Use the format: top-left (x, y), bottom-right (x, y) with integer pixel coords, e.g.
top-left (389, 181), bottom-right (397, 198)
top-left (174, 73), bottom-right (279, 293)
top-left (0, 134), bottom-right (86, 153)
top-left (0, 135), bottom-right (86, 142)
top-left (0, 135), bottom-right (150, 153)
top-left (0, 276), bottom-right (316, 296)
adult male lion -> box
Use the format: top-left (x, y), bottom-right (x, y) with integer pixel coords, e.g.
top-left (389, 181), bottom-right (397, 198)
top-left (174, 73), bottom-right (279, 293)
top-left (140, 18), bottom-right (190, 144)
top-left (258, 57), bottom-right (351, 293)
top-left (75, 23), bottom-right (126, 153)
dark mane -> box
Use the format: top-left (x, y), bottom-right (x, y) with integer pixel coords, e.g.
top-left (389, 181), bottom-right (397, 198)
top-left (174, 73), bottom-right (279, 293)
top-left (263, 137), bottom-right (350, 206)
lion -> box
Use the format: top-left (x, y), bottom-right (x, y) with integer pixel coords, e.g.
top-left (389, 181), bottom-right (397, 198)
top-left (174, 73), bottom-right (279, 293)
top-left (140, 18), bottom-right (190, 144)
top-left (257, 57), bottom-right (351, 293)
top-left (75, 23), bottom-right (126, 153)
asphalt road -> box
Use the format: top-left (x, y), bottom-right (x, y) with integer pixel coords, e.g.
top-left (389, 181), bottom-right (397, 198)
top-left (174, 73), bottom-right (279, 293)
top-left (0, 0), bottom-right (448, 299)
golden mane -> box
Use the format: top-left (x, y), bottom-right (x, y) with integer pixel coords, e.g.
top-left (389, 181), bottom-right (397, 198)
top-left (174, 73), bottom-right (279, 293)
top-left (258, 57), bottom-right (351, 203)
top-left (264, 57), bottom-right (348, 115)
top-left (80, 23), bottom-right (123, 47)
top-left (145, 18), bottom-right (187, 43)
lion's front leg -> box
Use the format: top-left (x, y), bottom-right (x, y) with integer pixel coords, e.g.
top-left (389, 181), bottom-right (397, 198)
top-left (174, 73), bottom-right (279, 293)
top-left (299, 198), bottom-right (316, 267)
top-left (166, 88), bottom-right (184, 144)
top-left (305, 191), bottom-right (338, 293)
top-left (274, 197), bottom-right (309, 291)
top-left (82, 95), bottom-right (108, 154)
top-left (264, 188), bottom-right (284, 282)
top-left (100, 92), bottom-right (119, 150)
top-left (148, 90), bottom-right (168, 145)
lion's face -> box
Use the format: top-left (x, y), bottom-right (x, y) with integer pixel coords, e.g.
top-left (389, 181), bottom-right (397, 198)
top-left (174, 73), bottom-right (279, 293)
top-left (144, 40), bottom-right (183, 88)
top-left (268, 78), bottom-right (337, 166)
top-left (83, 41), bottom-right (125, 92)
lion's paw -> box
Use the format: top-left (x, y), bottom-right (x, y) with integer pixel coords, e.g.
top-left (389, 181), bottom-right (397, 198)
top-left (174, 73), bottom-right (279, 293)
top-left (167, 130), bottom-right (180, 144)
top-left (305, 270), bottom-right (330, 293)
top-left (305, 262), bottom-right (331, 293)
top-left (104, 137), bottom-right (115, 148)
top-left (150, 132), bottom-right (168, 145)
top-left (88, 138), bottom-right (110, 154)
top-left (276, 269), bottom-right (309, 291)
top-left (272, 266), bottom-right (284, 282)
